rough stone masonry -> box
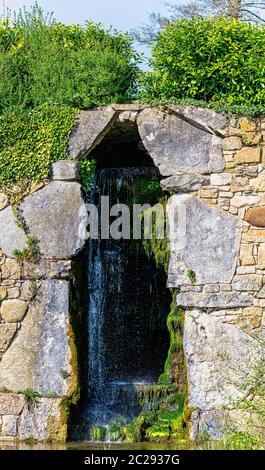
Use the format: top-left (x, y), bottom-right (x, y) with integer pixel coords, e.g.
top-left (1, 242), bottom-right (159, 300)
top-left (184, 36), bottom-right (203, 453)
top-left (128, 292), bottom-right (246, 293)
top-left (0, 104), bottom-right (264, 441)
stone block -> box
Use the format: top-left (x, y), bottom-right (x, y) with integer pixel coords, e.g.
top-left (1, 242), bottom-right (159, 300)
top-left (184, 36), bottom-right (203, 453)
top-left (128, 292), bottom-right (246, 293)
top-left (0, 280), bottom-right (73, 396)
top-left (234, 147), bottom-right (261, 164)
top-left (222, 137), bottom-right (242, 151)
top-left (20, 181), bottom-right (87, 259)
top-left (0, 393), bottom-right (25, 415)
top-left (177, 292), bottom-right (252, 308)
top-left (232, 274), bottom-right (262, 292)
top-left (167, 195), bottom-right (241, 286)
top-left (0, 299), bottom-right (28, 323)
top-left (51, 160), bottom-right (80, 181)
top-left (161, 174), bottom-right (209, 192)
top-left (210, 173), bottom-right (232, 186)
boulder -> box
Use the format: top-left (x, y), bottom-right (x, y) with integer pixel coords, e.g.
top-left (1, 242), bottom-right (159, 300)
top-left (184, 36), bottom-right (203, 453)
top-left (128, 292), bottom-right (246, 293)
top-left (20, 181), bottom-right (87, 258)
top-left (137, 108), bottom-right (224, 176)
top-left (0, 206), bottom-right (27, 258)
top-left (68, 108), bottom-right (117, 159)
top-left (0, 280), bottom-right (72, 396)
top-left (184, 310), bottom-right (262, 411)
top-left (167, 195), bottom-right (241, 286)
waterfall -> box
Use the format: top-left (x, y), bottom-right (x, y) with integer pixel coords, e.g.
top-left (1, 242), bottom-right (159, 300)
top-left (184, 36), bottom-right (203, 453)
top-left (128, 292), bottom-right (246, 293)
top-left (83, 167), bottom-right (170, 438)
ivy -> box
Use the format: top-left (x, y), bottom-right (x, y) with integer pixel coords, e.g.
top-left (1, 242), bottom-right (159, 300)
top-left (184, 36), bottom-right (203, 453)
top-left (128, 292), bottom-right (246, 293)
top-left (0, 104), bottom-right (77, 190)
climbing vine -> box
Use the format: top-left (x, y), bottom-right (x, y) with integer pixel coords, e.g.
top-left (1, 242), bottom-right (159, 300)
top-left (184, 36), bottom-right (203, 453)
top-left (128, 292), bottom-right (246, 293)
top-left (0, 104), bottom-right (77, 191)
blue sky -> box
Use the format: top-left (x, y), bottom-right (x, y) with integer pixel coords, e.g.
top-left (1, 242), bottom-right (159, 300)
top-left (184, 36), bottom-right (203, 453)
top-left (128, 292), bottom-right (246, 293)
top-left (2, 1), bottom-right (172, 30)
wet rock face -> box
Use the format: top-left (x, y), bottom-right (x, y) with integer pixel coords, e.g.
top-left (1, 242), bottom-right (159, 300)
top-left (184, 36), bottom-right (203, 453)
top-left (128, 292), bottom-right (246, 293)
top-left (137, 108), bottom-right (224, 176)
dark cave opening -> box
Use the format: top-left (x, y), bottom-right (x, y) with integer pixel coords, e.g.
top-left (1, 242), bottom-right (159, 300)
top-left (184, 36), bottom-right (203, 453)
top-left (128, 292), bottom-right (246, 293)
top-left (70, 121), bottom-right (172, 441)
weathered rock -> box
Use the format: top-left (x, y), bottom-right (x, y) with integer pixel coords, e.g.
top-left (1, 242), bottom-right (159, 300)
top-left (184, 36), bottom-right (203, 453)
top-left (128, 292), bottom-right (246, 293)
top-left (51, 160), bottom-right (80, 181)
top-left (232, 274), bottom-right (263, 292)
top-left (0, 280), bottom-right (72, 396)
top-left (0, 324), bottom-right (17, 354)
top-left (161, 174), bottom-right (209, 192)
top-left (137, 108), bottom-right (224, 176)
top-left (0, 287), bottom-right (7, 301)
top-left (184, 311), bottom-right (261, 411)
top-left (0, 206), bottom-right (27, 258)
top-left (1, 299), bottom-right (28, 323)
top-left (0, 193), bottom-right (8, 211)
top-left (210, 173), bottom-right (232, 186)
top-left (245, 207), bottom-right (265, 227)
top-left (20, 181), bottom-right (87, 258)
top-left (176, 291), bottom-right (252, 308)
top-left (0, 393), bottom-right (25, 415)
top-left (0, 259), bottom-right (22, 279)
top-left (231, 195), bottom-right (260, 208)
top-left (22, 259), bottom-right (72, 280)
top-left (168, 105), bottom-right (229, 131)
top-left (250, 173), bottom-right (265, 192)
top-left (1, 415), bottom-right (18, 437)
top-left (257, 286), bottom-right (265, 298)
top-left (167, 195), bottom-right (241, 286)
top-left (7, 287), bottom-right (20, 299)
top-left (234, 147), bottom-right (261, 164)
top-left (68, 108), bottom-right (117, 159)
top-left (222, 137), bottom-right (242, 151)
top-left (17, 398), bottom-right (65, 442)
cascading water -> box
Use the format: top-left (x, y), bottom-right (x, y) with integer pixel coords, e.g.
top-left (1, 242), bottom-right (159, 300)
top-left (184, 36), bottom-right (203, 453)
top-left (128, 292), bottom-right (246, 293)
top-left (75, 167), bottom-right (171, 440)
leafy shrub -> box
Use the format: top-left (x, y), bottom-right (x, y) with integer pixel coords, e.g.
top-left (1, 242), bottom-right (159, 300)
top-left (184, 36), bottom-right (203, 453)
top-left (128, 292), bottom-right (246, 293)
top-left (0, 3), bottom-right (140, 114)
top-left (141, 17), bottom-right (265, 106)
top-left (0, 104), bottom-right (77, 189)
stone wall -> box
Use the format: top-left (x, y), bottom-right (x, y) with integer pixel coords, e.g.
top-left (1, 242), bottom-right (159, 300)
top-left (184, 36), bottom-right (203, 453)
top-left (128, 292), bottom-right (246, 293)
top-left (0, 104), bottom-right (264, 442)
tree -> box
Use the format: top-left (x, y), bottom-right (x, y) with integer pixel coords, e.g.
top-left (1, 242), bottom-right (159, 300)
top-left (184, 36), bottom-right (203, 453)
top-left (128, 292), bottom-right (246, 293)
top-left (133, 1), bottom-right (265, 44)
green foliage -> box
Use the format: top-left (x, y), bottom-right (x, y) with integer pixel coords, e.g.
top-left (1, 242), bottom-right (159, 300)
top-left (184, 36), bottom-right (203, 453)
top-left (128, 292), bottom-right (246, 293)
top-left (91, 425), bottom-right (106, 442)
top-left (187, 268), bottom-right (196, 284)
top-left (159, 291), bottom-right (184, 385)
top-left (0, 104), bottom-right (77, 190)
top-left (80, 159), bottom-right (97, 193)
top-left (142, 196), bottom-right (170, 271)
top-left (223, 430), bottom-right (261, 450)
top-left (0, 3), bottom-right (140, 114)
top-left (17, 388), bottom-right (41, 407)
top-left (141, 18), bottom-right (265, 107)
top-left (13, 235), bottom-right (40, 263)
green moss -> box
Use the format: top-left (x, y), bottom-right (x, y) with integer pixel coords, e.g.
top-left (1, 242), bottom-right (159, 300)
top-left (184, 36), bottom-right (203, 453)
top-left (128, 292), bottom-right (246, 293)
top-left (91, 425), bottom-right (107, 442)
top-left (109, 423), bottom-right (121, 442)
top-left (158, 291), bottom-right (184, 385)
top-left (146, 423), bottom-right (170, 442)
top-left (142, 196), bottom-right (170, 272)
